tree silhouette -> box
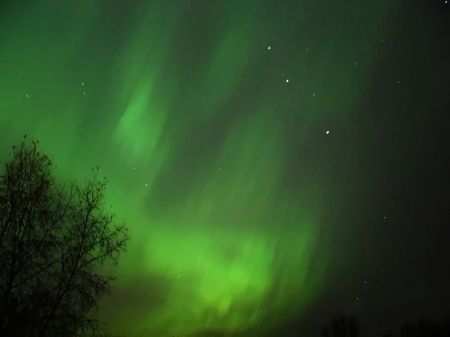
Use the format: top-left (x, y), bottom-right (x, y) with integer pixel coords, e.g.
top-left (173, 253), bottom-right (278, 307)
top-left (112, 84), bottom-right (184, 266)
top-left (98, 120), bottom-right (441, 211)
top-left (320, 314), bottom-right (360, 337)
top-left (384, 318), bottom-right (450, 337)
top-left (0, 136), bottom-right (129, 337)
top-left (320, 324), bottom-right (331, 337)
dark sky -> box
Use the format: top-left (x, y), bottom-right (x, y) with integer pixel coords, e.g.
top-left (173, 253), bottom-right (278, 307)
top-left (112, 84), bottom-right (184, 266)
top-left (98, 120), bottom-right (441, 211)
top-left (0, 1), bottom-right (449, 336)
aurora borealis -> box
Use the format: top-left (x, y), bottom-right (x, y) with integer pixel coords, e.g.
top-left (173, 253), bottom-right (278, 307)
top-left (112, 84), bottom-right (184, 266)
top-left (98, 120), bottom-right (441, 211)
top-left (1, 0), bottom-right (450, 336)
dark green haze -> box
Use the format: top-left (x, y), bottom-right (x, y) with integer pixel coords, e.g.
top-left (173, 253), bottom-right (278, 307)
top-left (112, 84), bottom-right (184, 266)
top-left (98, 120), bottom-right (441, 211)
top-left (0, 0), bottom-right (393, 336)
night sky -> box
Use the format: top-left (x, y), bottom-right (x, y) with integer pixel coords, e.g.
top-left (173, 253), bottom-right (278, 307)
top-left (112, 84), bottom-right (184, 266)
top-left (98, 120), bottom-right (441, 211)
top-left (1, 1), bottom-right (449, 336)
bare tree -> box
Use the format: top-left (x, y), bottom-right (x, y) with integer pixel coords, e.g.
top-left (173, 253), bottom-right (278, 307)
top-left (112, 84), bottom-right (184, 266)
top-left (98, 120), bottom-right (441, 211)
top-left (320, 324), bottom-right (331, 337)
top-left (320, 314), bottom-right (360, 337)
top-left (0, 136), bottom-right (129, 337)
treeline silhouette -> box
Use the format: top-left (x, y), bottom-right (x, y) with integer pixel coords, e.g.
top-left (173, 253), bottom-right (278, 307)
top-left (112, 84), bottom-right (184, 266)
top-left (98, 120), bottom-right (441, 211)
top-left (382, 318), bottom-right (450, 337)
top-left (1, 137), bottom-right (448, 337)
top-left (321, 314), bottom-right (450, 337)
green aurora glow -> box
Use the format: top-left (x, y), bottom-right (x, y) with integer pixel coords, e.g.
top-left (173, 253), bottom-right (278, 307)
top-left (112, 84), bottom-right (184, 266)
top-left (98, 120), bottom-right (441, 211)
top-left (0, 0), bottom-right (392, 335)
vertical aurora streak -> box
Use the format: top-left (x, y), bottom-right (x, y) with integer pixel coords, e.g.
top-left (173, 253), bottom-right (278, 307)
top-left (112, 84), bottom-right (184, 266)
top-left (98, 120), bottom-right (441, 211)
top-left (0, 0), bottom-right (392, 335)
